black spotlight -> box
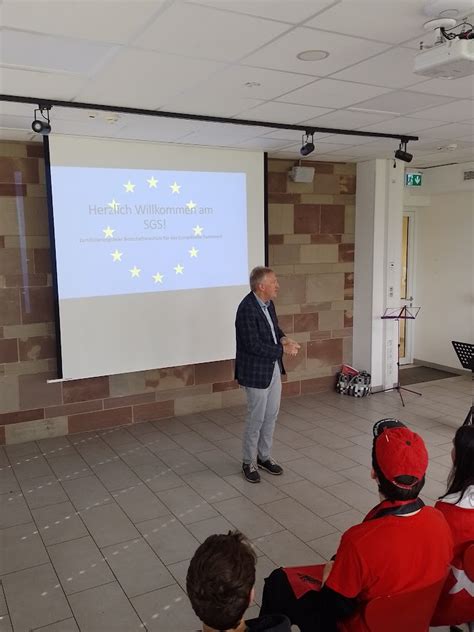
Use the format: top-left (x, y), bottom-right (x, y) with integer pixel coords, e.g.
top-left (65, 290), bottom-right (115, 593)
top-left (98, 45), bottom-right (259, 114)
top-left (31, 106), bottom-right (51, 135)
top-left (300, 131), bottom-right (315, 157)
top-left (394, 140), bottom-right (413, 163)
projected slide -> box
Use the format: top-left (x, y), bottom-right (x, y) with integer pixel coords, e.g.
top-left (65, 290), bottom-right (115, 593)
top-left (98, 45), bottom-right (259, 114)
top-left (50, 167), bottom-right (248, 299)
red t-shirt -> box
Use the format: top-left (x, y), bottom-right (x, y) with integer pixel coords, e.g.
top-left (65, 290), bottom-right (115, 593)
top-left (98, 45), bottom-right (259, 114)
top-left (431, 488), bottom-right (474, 626)
top-left (325, 506), bottom-right (453, 632)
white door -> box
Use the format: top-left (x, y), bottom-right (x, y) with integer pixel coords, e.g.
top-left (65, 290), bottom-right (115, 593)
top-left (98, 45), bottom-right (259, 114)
top-left (399, 211), bottom-right (416, 365)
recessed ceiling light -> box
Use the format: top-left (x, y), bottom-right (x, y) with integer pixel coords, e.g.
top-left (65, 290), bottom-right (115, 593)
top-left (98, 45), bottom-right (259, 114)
top-left (296, 50), bottom-right (330, 62)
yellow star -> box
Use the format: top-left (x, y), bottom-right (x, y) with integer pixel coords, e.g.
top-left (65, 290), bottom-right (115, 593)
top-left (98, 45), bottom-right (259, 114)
top-left (189, 247), bottom-right (199, 258)
top-left (152, 272), bottom-right (164, 284)
top-left (186, 200), bottom-right (197, 210)
top-left (103, 226), bottom-right (115, 238)
top-left (174, 263), bottom-right (184, 275)
top-left (111, 249), bottom-right (123, 262)
top-left (192, 225), bottom-right (204, 236)
top-left (147, 176), bottom-right (158, 188)
top-left (129, 266), bottom-right (141, 278)
top-left (108, 199), bottom-right (119, 210)
top-left (123, 181), bottom-right (135, 193)
top-left (170, 181), bottom-right (181, 194)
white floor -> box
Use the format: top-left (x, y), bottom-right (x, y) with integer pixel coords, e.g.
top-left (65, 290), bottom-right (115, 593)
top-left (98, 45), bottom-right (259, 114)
top-left (0, 375), bottom-right (470, 631)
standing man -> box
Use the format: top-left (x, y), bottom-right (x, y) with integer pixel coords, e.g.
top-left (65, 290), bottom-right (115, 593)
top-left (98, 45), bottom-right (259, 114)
top-left (235, 266), bottom-right (300, 483)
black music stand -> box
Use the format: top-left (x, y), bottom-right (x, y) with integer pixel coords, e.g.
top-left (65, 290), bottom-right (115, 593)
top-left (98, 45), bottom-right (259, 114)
top-left (375, 306), bottom-right (422, 406)
top-left (452, 341), bottom-right (473, 426)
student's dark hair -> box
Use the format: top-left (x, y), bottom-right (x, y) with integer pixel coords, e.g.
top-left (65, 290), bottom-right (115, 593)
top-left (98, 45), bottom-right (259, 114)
top-left (440, 424), bottom-right (474, 502)
top-left (186, 531), bottom-right (256, 631)
top-left (372, 444), bottom-right (425, 501)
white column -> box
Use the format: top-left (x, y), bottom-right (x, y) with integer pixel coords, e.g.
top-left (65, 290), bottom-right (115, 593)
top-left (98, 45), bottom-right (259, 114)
top-left (353, 159), bottom-right (404, 390)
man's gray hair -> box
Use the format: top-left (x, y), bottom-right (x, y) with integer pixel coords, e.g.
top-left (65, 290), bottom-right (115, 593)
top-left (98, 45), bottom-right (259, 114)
top-left (249, 266), bottom-right (273, 291)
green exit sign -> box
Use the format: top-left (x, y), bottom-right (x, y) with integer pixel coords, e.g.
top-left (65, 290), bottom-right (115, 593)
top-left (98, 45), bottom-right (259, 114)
top-left (406, 173), bottom-right (422, 187)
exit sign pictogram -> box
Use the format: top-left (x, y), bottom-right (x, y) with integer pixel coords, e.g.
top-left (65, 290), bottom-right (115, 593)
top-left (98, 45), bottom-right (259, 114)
top-left (406, 173), bottom-right (422, 187)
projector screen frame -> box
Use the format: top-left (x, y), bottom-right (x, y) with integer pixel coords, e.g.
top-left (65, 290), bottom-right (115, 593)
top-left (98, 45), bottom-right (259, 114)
top-left (43, 135), bottom-right (269, 381)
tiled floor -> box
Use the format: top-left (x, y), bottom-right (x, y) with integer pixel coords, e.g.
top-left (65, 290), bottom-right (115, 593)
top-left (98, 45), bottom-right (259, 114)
top-left (0, 376), bottom-right (470, 631)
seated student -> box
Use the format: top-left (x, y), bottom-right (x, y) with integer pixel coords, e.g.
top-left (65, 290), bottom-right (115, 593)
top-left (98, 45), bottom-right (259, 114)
top-left (186, 530), bottom-right (291, 632)
top-left (431, 423), bottom-right (474, 627)
top-left (260, 419), bottom-right (454, 632)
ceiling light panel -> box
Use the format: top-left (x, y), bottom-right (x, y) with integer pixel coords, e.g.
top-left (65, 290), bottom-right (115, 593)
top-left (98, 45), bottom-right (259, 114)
top-left (135, 3), bottom-right (290, 62)
top-left (351, 90), bottom-right (457, 115)
top-left (0, 29), bottom-right (116, 74)
top-left (242, 27), bottom-right (389, 76)
top-left (237, 101), bottom-right (333, 123)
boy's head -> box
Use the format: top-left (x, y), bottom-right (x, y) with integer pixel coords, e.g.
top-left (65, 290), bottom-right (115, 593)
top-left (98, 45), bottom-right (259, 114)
top-left (186, 531), bottom-right (256, 631)
top-left (371, 419), bottom-right (428, 501)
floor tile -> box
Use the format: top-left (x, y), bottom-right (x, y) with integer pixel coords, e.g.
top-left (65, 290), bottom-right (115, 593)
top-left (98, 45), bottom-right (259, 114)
top-left (68, 582), bottom-right (144, 632)
top-left (0, 587), bottom-right (6, 615)
top-left (48, 535), bottom-right (114, 595)
top-left (38, 436), bottom-right (76, 460)
top-left (326, 481), bottom-right (379, 513)
top-left (325, 508), bottom-right (366, 531)
top-left (11, 454), bottom-right (53, 482)
top-left (287, 457), bottom-right (348, 487)
top-left (0, 467), bottom-right (19, 495)
top-left (0, 491), bottom-right (31, 529)
top-left (183, 470), bottom-right (241, 503)
top-left (133, 460), bottom-right (183, 492)
top-left (301, 427), bottom-right (354, 450)
top-left (308, 531), bottom-right (343, 561)
top-left (32, 501), bottom-right (88, 546)
top-left (187, 515), bottom-right (236, 543)
top-left (0, 614), bottom-right (12, 632)
top-left (113, 443), bottom-right (158, 468)
top-left (195, 448), bottom-right (241, 476)
top-left (299, 444), bottom-right (357, 470)
top-left (136, 515), bottom-right (199, 565)
top-left (158, 448), bottom-right (208, 476)
top-left (212, 496), bottom-right (282, 540)
top-left (157, 485), bottom-right (219, 525)
top-left (0, 522), bottom-right (49, 575)
top-left (80, 502), bottom-right (139, 548)
top-left (280, 480), bottom-right (352, 517)
top-left (152, 418), bottom-right (190, 436)
top-left (262, 497), bottom-right (336, 542)
top-left (5, 442), bottom-right (40, 459)
top-left (253, 530), bottom-right (325, 567)
top-left (2, 563), bottom-right (71, 632)
top-left (112, 484), bottom-right (169, 523)
top-left (253, 555), bottom-right (278, 607)
top-left (172, 431), bottom-right (216, 453)
top-left (166, 559), bottom-right (189, 590)
top-left (136, 430), bottom-right (180, 454)
top-left (47, 454), bottom-right (92, 482)
top-left (223, 474), bottom-right (287, 504)
top-left (131, 583), bottom-right (199, 631)
top-left (61, 475), bottom-right (112, 511)
top-left (101, 537), bottom-right (174, 598)
top-left (98, 428), bottom-right (136, 448)
top-left (192, 420), bottom-right (234, 441)
top-left (20, 475), bottom-right (68, 510)
top-left (32, 618), bottom-right (79, 631)
top-left (92, 460), bottom-right (141, 492)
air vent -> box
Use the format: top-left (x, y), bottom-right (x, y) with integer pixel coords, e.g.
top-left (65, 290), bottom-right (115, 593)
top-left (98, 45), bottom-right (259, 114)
top-left (463, 170), bottom-right (474, 181)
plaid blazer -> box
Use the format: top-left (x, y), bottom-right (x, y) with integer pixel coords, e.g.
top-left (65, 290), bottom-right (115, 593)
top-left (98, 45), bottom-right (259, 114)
top-left (235, 292), bottom-right (286, 389)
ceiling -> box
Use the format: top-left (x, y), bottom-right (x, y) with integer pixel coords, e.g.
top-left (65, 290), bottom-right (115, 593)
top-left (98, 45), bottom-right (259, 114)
top-left (0, 0), bottom-right (473, 167)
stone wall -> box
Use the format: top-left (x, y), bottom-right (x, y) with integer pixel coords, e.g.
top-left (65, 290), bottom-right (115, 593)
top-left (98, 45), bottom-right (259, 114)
top-left (0, 142), bottom-right (354, 444)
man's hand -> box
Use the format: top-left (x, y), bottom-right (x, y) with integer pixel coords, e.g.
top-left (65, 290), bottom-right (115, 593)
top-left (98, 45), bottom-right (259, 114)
top-left (281, 337), bottom-right (301, 356)
top-left (322, 561), bottom-right (334, 585)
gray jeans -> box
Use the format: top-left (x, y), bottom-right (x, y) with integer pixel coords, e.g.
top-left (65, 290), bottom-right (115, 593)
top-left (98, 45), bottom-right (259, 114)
top-left (242, 362), bottom-right (282, 464)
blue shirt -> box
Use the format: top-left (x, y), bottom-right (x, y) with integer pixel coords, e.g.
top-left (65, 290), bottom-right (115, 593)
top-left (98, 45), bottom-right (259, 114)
top-left (253, 293), bottom-right (278, 344)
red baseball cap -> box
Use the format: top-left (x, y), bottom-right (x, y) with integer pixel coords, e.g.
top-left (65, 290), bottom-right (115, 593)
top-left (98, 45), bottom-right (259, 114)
top-left (373, 419), bottom-right (428, 489)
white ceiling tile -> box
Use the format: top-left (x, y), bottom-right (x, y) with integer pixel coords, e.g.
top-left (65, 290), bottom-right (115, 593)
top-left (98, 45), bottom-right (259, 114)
top-left (307, 132), bottom-right (377, 144)
top-left (135, 2), bottom-right (290, 62)
top-left (277, 78), bottom-right (391, 108)
top-left (351, 91), bottom-right (456, 115)
top-left (0, 29), bottom-right (116, 74)
top-left (186, 0), bottom-right (340, 23)
top-left (160, 96), bottom-right (264, 118)
top-left (110, 116), bottom-right (204, 143)
top-left (331, 47), bottom-right (428, 89)
top-left (0, 127), bottom-right (37, 142)
top-left (0, 1), bottom-right (166, 44)
top-left (76, 49), bottom-right (224, 109)
top-left (262, 129), bottom-right (311, 141)
top-left (305, 0), bottom-right (427, 44)
top-left (309, 153), bottom-right (357, 162)
top-left (177, 121), bottom-right (273, 146)
top-left (419, 122), bottom-right (474, 140)
top-left (0, 67), bottom-right (86, 100)
top-left (237, 101), bottom-right (333, 123)
top-left (301, 108), bottom-right (397, 128)
top-left (410, 99), bottom-right (474, 121)
top-left (0, 101), bottom-right (39, 118)
top-left (0, 113), bottom-right (32, 131)
top-left (235, 137), bottom-right (295, 150)
top-left (170, 65), bottom-right (314, 104)
top-left (359, 116), bottom-right (447, 134)
top-left (242, 26), bottom-right (389, 76)
top-left (409, 77), bottom-right (474, 99)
